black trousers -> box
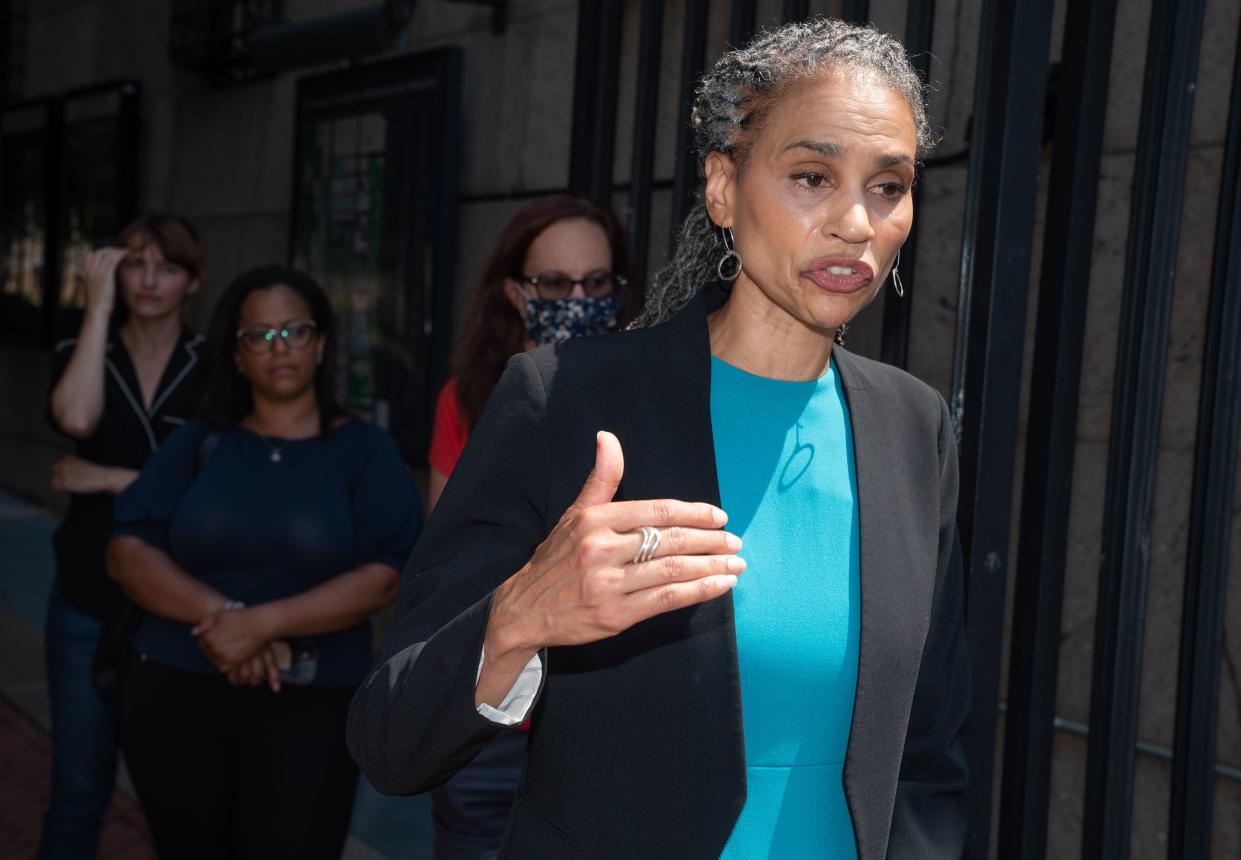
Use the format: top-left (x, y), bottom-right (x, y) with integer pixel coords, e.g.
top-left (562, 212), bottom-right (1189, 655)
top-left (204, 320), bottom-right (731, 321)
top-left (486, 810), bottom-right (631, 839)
top-left (116, 657), bottom-right (358, 860)
top-left (431, 729), bottom-right (528, 859)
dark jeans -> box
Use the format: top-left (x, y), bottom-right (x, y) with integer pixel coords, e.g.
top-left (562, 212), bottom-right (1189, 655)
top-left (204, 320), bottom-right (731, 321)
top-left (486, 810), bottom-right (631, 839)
top-left (116, 657), bottom-right (358, 860)
top-left (431, 729), bottom-right (528, 859)
top-left (40, 594), bottom-right (119, 860)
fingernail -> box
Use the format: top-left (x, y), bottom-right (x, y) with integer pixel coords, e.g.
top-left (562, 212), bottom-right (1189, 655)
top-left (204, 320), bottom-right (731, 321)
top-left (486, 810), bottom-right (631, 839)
top-left (725, 533), bottom-right (742, 552)
top-left (713, 507), bottom-right (728, 526)
top-left (726, 556), bottom-right (746, 574)
top-left (720, 575), bottom-right (738, 589)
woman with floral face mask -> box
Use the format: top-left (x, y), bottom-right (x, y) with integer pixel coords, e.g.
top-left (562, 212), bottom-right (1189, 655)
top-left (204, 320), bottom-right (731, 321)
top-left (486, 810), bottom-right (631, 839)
top-left (423, 195), bottom-right (631, 858)
top-left (427, 194), bottom-right (634, 511)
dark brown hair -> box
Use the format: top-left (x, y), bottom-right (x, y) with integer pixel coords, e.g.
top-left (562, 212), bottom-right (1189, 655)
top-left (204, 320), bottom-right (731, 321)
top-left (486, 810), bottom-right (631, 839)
top-left (453, 194), bottom-right (633, 430)
top-left (103, 212), bottom-right (203, 330)
top-left (116, 212), bottom-right (205, 285)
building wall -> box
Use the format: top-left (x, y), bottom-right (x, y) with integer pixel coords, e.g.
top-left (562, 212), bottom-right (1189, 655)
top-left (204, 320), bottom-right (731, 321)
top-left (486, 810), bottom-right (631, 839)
top-left (2, 0), bottom-right (1238, 854)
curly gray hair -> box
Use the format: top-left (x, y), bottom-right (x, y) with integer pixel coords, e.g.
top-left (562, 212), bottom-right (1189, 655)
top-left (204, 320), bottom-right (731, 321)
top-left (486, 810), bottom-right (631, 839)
top-left (632, 17), bottom-right (933, 328)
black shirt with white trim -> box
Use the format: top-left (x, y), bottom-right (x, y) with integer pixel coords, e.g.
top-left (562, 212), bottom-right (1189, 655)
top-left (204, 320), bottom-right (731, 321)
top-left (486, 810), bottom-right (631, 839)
top-left (47, 326), bottom-right (204, 618)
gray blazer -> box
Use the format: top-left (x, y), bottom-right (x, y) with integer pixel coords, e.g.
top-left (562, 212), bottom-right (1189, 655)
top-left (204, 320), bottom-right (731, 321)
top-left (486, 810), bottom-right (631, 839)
top-left (348, 288), bottom-right (970, 859)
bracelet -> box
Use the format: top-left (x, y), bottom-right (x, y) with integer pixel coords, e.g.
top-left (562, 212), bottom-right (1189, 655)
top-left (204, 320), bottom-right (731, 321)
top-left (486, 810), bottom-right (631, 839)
top-left (221, 599), bottom-right (246, 611)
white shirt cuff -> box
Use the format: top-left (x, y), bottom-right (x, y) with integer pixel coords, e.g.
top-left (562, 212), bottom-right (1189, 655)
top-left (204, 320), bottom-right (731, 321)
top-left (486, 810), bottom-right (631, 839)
top-left (475, 648), bottom-right (543, 725)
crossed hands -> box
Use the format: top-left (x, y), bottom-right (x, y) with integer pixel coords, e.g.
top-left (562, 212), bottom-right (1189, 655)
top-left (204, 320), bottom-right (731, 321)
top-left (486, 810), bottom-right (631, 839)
top-left (192, 608), bottom-right (286, 692)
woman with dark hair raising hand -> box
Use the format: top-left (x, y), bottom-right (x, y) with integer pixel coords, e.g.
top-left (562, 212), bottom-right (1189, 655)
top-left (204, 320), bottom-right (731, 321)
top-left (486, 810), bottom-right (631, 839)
top-left (107, 265), bottom-right (420, 860)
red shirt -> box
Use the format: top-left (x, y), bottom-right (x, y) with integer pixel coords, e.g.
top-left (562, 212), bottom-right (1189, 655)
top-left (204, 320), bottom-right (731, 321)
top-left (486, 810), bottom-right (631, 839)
top-left (428, 376), bottom-right (532, 730)
top-left (428, 378), bottom-right (469, 477)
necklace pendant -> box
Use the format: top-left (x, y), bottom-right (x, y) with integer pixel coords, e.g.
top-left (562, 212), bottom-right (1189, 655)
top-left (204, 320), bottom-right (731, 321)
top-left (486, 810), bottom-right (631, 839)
top-left (270, 451), bottom-right (282, 463)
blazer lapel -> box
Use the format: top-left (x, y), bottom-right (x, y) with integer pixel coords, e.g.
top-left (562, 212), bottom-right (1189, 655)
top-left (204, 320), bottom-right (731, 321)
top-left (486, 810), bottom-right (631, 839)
top-left (834, 347), bottom-right (927, 860)
top-left (625, 290), bottom-right (748, 849)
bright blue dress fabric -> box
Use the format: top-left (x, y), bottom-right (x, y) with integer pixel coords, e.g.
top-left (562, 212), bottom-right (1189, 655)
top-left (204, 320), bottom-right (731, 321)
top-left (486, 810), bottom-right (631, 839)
top-left (711, 356), bottom-right (861, 859)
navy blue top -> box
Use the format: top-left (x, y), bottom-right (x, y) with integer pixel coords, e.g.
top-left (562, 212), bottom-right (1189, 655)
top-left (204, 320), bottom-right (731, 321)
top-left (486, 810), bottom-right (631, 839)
top-left (711, 356), bottom-right (861, 859)
top-left (113, 417), bottom-right (420, 686)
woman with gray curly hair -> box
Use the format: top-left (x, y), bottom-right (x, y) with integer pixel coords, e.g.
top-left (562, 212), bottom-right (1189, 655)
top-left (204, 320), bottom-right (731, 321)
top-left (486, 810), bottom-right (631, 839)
top-left (349, 17), bottom-right (969, 859)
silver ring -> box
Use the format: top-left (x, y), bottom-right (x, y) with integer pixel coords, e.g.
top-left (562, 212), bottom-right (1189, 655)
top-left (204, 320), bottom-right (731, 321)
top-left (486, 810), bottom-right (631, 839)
top-left (631, 526), bottom-right (661, 565)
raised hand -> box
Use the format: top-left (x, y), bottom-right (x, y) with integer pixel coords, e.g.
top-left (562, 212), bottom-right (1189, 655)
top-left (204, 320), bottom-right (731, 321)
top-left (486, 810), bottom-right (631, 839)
top-left (81, 247), bottom-right (127, 317)
top-left (477, 431), bottom-right (743, 706)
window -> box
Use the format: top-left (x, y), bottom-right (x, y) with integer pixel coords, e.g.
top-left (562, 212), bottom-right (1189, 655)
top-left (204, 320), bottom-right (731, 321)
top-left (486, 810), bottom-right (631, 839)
top-left (291, 49), bottom-right (462, 464)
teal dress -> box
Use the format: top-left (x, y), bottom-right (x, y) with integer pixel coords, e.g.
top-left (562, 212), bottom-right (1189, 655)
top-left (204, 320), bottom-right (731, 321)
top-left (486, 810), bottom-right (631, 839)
top-left (711, 356), bottom-right (861, 859)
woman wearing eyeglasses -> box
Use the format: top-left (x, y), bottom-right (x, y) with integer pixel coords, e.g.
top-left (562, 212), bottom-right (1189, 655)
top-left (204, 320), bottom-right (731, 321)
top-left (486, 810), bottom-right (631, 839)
top-left (106, 265), bottom-right (420, 860)
top-left (424, 194), bottom-right (633, 858)
top-left (427, 194), bottom-right (634, 512)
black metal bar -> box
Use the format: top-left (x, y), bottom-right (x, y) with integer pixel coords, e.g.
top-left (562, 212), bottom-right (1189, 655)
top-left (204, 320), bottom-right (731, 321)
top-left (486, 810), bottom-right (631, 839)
top-left (878, 0), bottom-right (936, 368)
top-left (627, 0), bottom-right (664, 294)
top-left (1081, 0), bottom-right (1207, 853)
top-left (840, 0), bottom-right (869, 25)
top-left (1, 0), bottom-right (10, 107)
top-left (949, 0), bottom-right (1054, 857)
top-left (588, 0), bottom-right (624, 205)
top-left (728, 0), bottom-right (756, 47)
top-left (568, 0), bottom-right (601, 197)
top-left (1167, 8), bottom-right (1241, 857)
top-left (669, 0), bottom-right (709, 251)
top-left (42, 99), bottom-right (63, 347)
top-left (781, 0), bottom-right (809, 23)
top-left (115, 81), bottom-right (141, 229)
top-left (997, 0), bottom-right (1118, 856)
top-left (429, 49), bottom-right (463, 415)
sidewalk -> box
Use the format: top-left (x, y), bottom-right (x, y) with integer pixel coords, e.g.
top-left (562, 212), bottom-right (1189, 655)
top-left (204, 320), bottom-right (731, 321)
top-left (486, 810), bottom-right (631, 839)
top-left (0, 489), bottom-right (431, 860)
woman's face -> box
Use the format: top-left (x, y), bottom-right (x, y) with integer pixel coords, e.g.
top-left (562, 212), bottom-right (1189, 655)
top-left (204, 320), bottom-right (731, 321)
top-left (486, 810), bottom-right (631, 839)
top-left (117, 238), bottom-right (199, 320)
top-left (504, 217), bottom-right (614, 313)
top-left (704, 69), bottom-right (918, 333)
top-left (233, 285), bottom-right (325, 404)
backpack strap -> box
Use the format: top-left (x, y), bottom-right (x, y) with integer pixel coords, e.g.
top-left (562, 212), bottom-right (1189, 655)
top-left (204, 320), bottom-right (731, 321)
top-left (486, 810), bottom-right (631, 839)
top-left (193, 430), bottom-right (223, 478)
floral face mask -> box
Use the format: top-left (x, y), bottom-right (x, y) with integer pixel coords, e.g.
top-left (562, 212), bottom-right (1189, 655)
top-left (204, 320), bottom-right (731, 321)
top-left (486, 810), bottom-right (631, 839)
top-left (517, 292), bottom-right (621, 346)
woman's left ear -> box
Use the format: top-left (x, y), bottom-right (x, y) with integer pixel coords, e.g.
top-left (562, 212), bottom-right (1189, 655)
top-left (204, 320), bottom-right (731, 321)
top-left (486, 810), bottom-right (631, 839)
top-left (315, 333), bottom-right (325, 365)
top-left (704, 151), bottom-right (737, 229)
top-left (502, 278), bottom-right (526, 315)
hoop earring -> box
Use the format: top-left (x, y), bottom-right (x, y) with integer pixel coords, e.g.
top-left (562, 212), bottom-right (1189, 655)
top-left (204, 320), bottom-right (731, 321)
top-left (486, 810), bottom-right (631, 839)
top-left (834, 322), bottom-right (849, 346)
top-left (891, 249), bottom-right (905, 298)
top-left (717, 226), bottom-right (742, 282)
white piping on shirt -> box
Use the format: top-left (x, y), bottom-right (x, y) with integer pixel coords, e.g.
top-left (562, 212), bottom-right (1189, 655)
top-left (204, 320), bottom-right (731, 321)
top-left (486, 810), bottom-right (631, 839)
top-left (105, 357), bottom-right (158, 453)
top-left (148, 334), bottom-right (203, 417)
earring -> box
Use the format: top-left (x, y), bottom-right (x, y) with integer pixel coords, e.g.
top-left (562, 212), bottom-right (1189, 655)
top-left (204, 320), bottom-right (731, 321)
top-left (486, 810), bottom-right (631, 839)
top-left (834, 322), bottom-right (849, 346)
top-left (717, 226), bottom-right (742, 282)
top-left (891, 249), bottom-right (905, 298)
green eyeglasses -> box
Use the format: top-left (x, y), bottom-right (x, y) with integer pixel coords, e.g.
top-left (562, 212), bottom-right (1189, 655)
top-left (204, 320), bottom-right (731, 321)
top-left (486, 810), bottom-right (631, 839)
top-left (236, 320), bottom-right (318, 354)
